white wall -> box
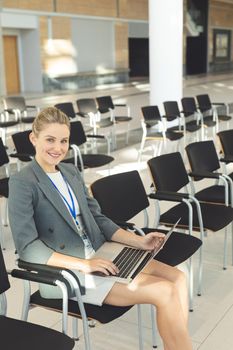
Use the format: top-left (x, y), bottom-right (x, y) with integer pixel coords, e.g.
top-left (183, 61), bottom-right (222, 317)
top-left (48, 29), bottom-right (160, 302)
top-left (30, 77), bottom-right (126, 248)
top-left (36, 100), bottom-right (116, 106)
top-left (129, 22), bottom-right (149, 38)
top-left (71, 18), bottom-right (115, 72)
top-left (20, 28), bottom-right (43, 92)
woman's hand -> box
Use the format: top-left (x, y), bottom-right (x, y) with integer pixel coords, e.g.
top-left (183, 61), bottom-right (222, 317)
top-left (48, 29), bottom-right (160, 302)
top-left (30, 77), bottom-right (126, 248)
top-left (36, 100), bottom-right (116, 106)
top-left (137, 231), bottom-right (166, 251)
top-left (77, 258), bottom-right (119, 276)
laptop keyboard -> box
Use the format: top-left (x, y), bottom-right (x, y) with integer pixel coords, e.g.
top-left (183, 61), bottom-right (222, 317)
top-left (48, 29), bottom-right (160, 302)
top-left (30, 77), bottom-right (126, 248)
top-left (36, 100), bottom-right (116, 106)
top-left (112, 247), bottom-right (151, 278)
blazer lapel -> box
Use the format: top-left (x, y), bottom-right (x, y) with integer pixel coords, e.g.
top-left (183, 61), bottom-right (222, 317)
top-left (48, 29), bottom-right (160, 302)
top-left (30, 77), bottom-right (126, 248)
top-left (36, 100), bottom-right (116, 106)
top-left (31, 160), bottom-right (78, 233)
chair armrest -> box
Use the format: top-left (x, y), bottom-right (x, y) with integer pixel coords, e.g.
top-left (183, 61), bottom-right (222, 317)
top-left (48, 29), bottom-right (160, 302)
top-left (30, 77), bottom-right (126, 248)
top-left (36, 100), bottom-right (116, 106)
top-left (114, 103), bottom-right (127, 107)
top-left (10, 268), bottom-right (65, 286)
top-left (188, 171), bottom-right (220, 180)
top-left (10, 152), bottom-right (33, 161)
top-left (86, 134), bottom-right (105, 139)
top-left (115, 221), bottom-right (135, 230)
top-left (149, 191), bottom-right (190, 202)
top-left (26, 105), bottom-right (37, 109)
top-left (18, 260), bottom-right (84, 294)
top-left (220, 155), bottom-right (233, 164)
top-left (211, 102), bottom-right (225, 106)
top-left (76, 112), bottom-right (87, 118)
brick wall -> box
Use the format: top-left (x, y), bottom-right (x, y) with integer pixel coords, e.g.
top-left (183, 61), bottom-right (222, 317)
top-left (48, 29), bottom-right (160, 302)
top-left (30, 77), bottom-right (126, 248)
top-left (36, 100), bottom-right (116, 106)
top-left (115, 21), bottom-right (129, 69)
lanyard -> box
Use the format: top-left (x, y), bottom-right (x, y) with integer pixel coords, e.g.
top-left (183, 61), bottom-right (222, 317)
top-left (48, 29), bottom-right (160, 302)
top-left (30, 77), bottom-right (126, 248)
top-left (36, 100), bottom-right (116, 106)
top-left (49, 174), bottom-right (78, 224)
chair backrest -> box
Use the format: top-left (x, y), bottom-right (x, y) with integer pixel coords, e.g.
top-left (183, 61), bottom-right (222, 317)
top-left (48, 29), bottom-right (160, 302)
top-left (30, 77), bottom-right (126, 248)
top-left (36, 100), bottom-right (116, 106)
top-left (69, 121), bottom-right (87, 147)
top-left (96, 96), bottom-right (114, 113)
top-left (3, 96), bottom-right (26, 112)
top-left (185, 140), bottom-right (220, 177)
top-left (0, 138), bottom-right (9, 167)
top-left (12, 130), bottom-right (35, 156)
top-left (55, 102), bottom-right (76, 119)
top-left (148, 152), bottom-right (189, 192)
top-left (181, 97), bottom-right (198, 117)
top-left (141, 106), bottom-right (162, 125)
top-left (163, 101), bottom-right (181, 121)
top-left (91, 170), bottom-right (150, 223)
top-left (0, 246), bottom-right (10, 295)
top-left (196, 94), bottom-right (211, 112)
top-left (217, 130), bottom-right (233, 156)
top-left (76, 98), bottom-right (98, 116)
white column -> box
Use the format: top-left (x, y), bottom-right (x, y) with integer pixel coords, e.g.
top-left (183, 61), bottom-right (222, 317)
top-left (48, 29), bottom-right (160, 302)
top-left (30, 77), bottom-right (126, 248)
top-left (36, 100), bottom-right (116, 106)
top-left (0, 1), bottom-right (6, 96)
top-left (149, 0), bottom-right (183, 110)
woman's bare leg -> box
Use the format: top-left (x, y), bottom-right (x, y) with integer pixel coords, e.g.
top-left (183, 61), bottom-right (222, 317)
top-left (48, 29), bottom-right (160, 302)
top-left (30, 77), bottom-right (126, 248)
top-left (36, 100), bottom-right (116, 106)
top-left (143, 260), bottom-right (189, 324)
top-left (104, 262), bottom-right (192, 350)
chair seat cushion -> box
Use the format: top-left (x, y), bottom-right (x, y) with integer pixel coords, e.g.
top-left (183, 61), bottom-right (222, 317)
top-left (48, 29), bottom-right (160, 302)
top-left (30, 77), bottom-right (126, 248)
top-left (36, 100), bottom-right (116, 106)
top-left (142, 228), bottom-right (202, 266)
top-left (0, 316), bottom-right (74, 350)
top-left (0, 120), bottom-right (19, 127)
top-left (115, 116), bottom-right (132, 122)
top-left (195, 185), bottom-right (228, 204)
top-left (203, 116), bottom-right (216, 127)
top-left (97, 118), bottom-right (114, 128)
top-left (82, 154), bottom-right (114, 168)
top-left (165, 131), bottom-right (183, 141)
top-left (218, 115), bottom-right (232, 121)
top-left (21, 116), bottom-right (36, 123)
top-left (30, 292), bottom-right (133, 324)
top-left (185, 122), bottom-right (202, 132)
top-left (160, 202), bottom-right (233, 232)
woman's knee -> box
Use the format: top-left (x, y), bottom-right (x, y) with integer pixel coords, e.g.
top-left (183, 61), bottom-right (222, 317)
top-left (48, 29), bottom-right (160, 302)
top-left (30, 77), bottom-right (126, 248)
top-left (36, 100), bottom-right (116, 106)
top-left (156, 280), bottom-right (179, 307)
top-left (173, 269), bottom-right (187, 289)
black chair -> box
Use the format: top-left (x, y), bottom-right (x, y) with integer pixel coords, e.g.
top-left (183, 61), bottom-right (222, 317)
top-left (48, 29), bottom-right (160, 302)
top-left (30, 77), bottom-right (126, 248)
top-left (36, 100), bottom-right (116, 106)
top-left (0, 246), bottom-right (75, 350)
top-left (181, 97), bottom-right (204, 137)
top-left (10, 130), bottom-right (35, 170)
top-left (3, 96), bottom-right (39, 124)
top-left (164, 100), bottom-right (202, 136)
top-left (90, 170), bottom-right (202, 312)
top-left (217, 130), bottom-right (233, 160)
top-left (0, 100), bottom-right (19, 145)
top-left (196, 94), bottom-right (231, 126)
top-left (138, 105), bottom-right (183, 160)
top-left (55, 102), bottom-right (78, 120)
top-left (96, 95), bottom-right (132, 144)
top-left (63, 121), bottom-right (114, 175)
top-left (185, 140), bottom-right (233, 207)
top-left (17, 257), bottom-right (146, 350)
top-left (76, 98), bottom-right (116, 150)
top-left (147, 152), bottom-right (233, 294)
top-left (217, 130), bottom-right (233, 182)
top-left (0, 138), bottom-right (10, 248)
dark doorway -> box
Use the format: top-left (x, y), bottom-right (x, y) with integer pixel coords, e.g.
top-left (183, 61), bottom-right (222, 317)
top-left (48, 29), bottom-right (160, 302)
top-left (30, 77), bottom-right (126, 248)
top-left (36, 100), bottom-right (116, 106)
top-left (128, 38), bottom-right (149, 77)
top-left (186, 0), bottom-right (208, 75)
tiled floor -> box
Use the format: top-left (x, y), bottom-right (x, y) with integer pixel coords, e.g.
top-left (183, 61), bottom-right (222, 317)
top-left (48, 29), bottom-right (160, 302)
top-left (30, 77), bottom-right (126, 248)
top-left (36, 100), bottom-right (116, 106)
top-left (2, 72), bottom-right (233, 349)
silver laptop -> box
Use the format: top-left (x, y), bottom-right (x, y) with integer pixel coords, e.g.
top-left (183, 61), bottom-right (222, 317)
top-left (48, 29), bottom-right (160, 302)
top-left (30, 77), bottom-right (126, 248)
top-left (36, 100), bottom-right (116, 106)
top-left (93, 218), bottom-right (181, 284)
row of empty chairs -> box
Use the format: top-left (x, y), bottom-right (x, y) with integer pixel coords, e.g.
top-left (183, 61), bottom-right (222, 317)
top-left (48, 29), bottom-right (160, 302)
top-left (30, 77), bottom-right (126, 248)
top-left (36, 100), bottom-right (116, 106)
top-left (139, 94), bottom-right (232, 160)
top-left (55, 95), bottom-right (132, 150)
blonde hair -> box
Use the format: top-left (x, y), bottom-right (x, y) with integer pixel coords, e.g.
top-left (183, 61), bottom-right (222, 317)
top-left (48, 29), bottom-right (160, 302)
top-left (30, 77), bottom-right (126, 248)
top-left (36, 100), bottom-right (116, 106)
top-left (32, 107), bottom-right (70, 136)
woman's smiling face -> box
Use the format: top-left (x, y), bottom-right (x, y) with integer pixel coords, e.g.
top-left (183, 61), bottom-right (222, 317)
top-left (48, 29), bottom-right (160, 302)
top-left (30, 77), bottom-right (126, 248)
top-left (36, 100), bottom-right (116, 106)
top-left (30, 122), bottom-right (70, 172)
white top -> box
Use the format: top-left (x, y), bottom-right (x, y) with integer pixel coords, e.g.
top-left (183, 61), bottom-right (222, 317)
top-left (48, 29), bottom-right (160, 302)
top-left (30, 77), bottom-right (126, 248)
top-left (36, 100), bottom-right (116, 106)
top-left (47, 171), bottom-right (95, 258)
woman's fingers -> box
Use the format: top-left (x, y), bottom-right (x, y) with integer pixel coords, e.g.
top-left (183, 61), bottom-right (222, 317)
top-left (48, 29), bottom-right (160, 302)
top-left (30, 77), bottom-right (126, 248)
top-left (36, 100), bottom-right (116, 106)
top-left (89, 258), bottom-right (119, 275)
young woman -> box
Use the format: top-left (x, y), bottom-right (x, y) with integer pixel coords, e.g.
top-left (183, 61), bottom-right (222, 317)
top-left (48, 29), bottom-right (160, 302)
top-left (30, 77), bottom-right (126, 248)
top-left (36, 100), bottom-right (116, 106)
top-left (8, 107), bottom-right (192, 350)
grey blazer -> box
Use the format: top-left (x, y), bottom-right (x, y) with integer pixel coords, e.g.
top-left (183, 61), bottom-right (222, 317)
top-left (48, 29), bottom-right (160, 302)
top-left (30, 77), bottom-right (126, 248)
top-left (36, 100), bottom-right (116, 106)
top-left (8, 159), bottom-right (119, 297)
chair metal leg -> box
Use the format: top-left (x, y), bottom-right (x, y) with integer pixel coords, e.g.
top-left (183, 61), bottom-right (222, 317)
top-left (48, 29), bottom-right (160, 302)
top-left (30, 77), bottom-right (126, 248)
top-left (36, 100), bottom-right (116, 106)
top-left (223, 225), bottom-right (228, 270)
top-left (150, 305), bottom-right (158, 348)
top-left (3, 199), bottom-right (8, 227)
top-left (0, 220), bottom-right (4, 250)
top-left (21, 280), bottom-right (31, 321)
top-left (188, 257), bottom-right (194, 311)
top-left (72, 317), bottom-right (79, 340)
top-left (137, 304), bottom-right (144, 350)
top-left (232, 222), bottom-right (233, 266)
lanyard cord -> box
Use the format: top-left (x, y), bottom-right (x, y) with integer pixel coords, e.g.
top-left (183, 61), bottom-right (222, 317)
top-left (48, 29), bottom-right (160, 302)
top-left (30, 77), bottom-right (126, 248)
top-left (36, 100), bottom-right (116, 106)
top-left (48, 174), bottom-right (78, 223)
